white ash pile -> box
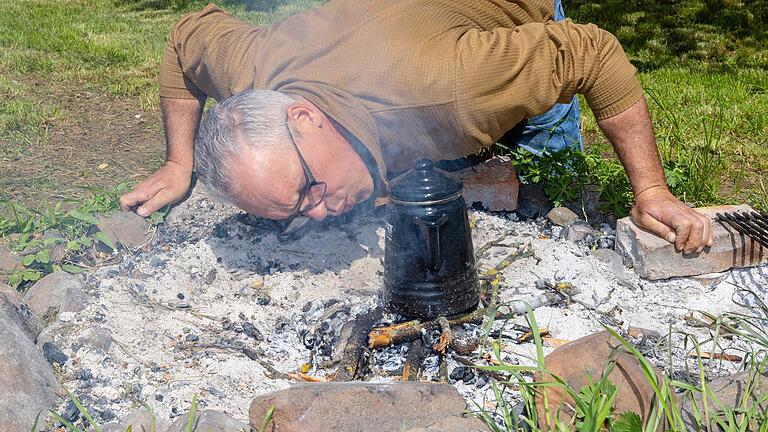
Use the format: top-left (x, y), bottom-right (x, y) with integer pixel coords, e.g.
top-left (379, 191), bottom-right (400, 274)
top-left (17, 187), bottom-right (765, 430)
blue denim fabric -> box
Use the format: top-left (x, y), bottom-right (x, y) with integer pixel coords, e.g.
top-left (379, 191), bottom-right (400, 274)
top-left (515, 0), bottom-right (583, 156)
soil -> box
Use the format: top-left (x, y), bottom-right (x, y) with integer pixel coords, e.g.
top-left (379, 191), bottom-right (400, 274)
top-left (0, 72), bottom-right (165, 210)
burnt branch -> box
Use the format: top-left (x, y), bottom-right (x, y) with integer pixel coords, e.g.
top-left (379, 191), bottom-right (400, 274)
top-left (333, 307), bottom-right (383, 381)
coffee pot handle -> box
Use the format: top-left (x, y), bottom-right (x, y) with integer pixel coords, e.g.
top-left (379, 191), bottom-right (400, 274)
top-left (414, 214), bottom-right (449, 272)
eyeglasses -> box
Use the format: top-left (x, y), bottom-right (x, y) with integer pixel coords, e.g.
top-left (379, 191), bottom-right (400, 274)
top-left (280, 123), bottom-right (327, 236)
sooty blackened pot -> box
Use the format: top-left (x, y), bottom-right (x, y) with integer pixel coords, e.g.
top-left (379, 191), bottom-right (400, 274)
top-left (382, 158), bottom-right (479, 318)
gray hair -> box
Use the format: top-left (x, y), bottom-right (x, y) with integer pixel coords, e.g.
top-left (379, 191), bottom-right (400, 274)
top-left (195, 89), bottom-right (296, 200)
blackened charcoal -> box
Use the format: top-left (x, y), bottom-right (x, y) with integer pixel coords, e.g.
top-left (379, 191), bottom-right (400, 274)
top-left (75, 368), bottom-right (93, 382)
top-left (256, 296), bottom-right (271, 306)
top-left (242, 321), bottom-right (263, 340)
top-left (42, 342), bottom-right (68, 366)
top-left (185, 333), bottom-right (200, 342)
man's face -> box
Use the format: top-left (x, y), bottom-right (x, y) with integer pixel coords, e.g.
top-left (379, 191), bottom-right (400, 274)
top-left (225, 136), bottom-right (374, 223)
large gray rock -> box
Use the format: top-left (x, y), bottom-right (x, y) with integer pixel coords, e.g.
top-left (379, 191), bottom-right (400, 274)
top-left (168, 409), bottom-right (248, 432)
top-left (249, 382), bottom-right (488, 432)
top-left (96, 211), bottom-right (153, 251)
top-left (0, 294), bottom-right (60, 431)
top-left (0, 289), bottom-right (42, 342)
top-left (103, 408), bottom-right (170, 432)
top-left (24, 271), bottom-right (87, 321)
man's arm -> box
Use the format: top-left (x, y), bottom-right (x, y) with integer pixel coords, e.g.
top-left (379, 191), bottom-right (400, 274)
top-left (119, 97), bottom-right (204, 216)
top-left (121, 4), bottom-right (250, 215)
top-left (598, 97), bottom-right (713, 253)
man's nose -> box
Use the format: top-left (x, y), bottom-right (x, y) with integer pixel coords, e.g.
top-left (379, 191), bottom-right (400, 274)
top-left (303, 202), bottom-right (328, 221)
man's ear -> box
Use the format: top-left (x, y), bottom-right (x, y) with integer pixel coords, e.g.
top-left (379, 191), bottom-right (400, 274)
top-left (286, 103), bottom-right (324, 131)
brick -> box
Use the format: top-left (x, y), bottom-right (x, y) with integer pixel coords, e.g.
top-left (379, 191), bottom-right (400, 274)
top-left (616, 204), bottom-right (767, 280)
top-left (453, 156), bottom-right (520, 211)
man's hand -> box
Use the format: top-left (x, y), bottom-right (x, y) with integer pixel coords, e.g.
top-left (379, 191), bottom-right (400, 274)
top-left (119, 162), bottom-right (192, 217)
top-left (630, 185), bottom-right (713, 253)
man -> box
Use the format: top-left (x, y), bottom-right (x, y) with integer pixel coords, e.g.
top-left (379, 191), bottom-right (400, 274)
top-left (120, 0), bottom-right (713, 253)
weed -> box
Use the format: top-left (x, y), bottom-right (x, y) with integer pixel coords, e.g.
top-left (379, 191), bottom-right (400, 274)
top-left (473, 303), bottom-right (768, 431)
top-left (257, 404), bottom-right (275, 432)
top-left (0, 183), bottom-right (169, 290)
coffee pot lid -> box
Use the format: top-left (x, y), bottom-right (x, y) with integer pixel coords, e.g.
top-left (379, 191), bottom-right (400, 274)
top-left (389, 158), bottom-right (462, 203)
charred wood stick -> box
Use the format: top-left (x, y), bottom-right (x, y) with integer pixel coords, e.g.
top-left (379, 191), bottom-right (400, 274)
top-left (369, 293), bottom-right (561, 349)
top-left (439, 354), bottom-right (449, 382)
top-left (402, 338), bottom-right (425, 381)
top-left (333, 307), bottom-right (383, 381)
top-left (432, 316), bottom-right (454, 353)
top-left (242, 347), bottom-right (292, 380)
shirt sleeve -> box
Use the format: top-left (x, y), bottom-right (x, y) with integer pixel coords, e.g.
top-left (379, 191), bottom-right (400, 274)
top-left (159, 3), bottom-right (255, 101)
top-left (455, 19), bottom-right (643, 144)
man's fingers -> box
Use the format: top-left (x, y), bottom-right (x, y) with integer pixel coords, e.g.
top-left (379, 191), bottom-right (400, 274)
top-left (632, 209), bottom-right (676, 244)
top-left (119, 189), bottom-right (152, 212)
top-left (673, 219), bottom-right (692, 252)
top-left (684, 216), bottom-right (705, 254)
top-left (136, 191), bottom-right (170, 217)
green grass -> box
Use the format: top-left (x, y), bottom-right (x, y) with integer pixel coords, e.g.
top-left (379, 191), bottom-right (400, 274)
top-left (564, 0), bottom-right (768, 210)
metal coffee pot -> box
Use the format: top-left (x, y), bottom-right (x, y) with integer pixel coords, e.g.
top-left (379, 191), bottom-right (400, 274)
top-left (382, 158), bottom-right (479, 318)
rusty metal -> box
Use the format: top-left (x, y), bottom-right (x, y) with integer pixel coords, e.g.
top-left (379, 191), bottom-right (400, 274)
top-left (716, 211), bottom-right (768, 248)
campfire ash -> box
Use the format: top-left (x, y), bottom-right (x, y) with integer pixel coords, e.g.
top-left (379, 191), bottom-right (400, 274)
top-left (41, 188), bottom-right (766, 429)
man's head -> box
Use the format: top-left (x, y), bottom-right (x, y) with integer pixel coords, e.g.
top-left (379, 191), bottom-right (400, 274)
top-left (195, 90), bottom-right (374, 225)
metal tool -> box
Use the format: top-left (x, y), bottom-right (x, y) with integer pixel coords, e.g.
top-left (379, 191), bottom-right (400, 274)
top-left (716, 210), bottom-right (768, 248)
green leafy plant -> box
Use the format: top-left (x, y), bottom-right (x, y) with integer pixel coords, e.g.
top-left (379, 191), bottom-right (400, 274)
top-left (0, 183), bottom-right (167, 290)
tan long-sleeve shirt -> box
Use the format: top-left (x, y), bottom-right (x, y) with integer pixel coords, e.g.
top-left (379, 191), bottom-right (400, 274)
top-left (160, 0), bottom-right (643, 180)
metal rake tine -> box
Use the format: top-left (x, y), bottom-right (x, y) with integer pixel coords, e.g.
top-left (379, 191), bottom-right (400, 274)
top-left (746, 212), bottom-right (768, 231)
top-left (721, 213), bottom-right (768, 248)
top-left (733, 213), bottom-right (768, 237)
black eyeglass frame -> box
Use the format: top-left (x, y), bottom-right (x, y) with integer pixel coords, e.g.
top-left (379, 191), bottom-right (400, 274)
top-left (280, 123), bottom-right (327, 236)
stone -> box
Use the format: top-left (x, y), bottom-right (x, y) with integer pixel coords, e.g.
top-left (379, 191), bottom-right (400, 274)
top-left (168, 409), bottom-right (249, 432)
top-left (95, 211), bottom-right (153, 251)
top-left (102, 407), bottom-right (170, 432)
top-left (0, 245), bottom-right (22, 284)
top-left (681, 372), bottom-right (768, 431)
top-left (0, 294), bottom-right (60, 431)
top-left (564, 220), bottom-right (595, 242)
top-left (453, 157), bottom-right (520, 212)
top-left (590, 249), bottom-right (625, 279)
top-left (249, 382), bottom-right (488, 432)
top-left (516, 183), bottom-right (553, 219)
top-left (24, 271), bottom-right (87, 321)
top-left (73, 325), bottom-right (112, 354)
top-left (534, 331), bottom-right (660, 431)
top-left (0, 282), bottom-right (23, 304)
top-left (616, 204), bottom-right (768, 280)
top-left (547, 207), bottom-right (579, 227)
top-left (0, 288), bottom-right (42, 342)
top-left (405, 416), bottom-right (491, 432)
